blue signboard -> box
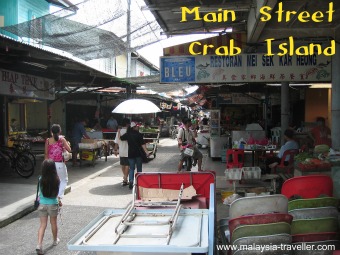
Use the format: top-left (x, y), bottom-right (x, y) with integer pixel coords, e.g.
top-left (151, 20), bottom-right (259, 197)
top-left (160, 56), bottom-right (196, 83)
top-left (160, 54), bottom-right (332, 83)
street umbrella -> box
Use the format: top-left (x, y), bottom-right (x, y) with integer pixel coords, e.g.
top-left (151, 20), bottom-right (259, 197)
top-left (112, 99), bottom-right (161, 114)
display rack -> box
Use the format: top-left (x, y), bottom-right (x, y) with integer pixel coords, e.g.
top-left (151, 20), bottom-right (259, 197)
top-left (209, 109), bottom-right (220, 137)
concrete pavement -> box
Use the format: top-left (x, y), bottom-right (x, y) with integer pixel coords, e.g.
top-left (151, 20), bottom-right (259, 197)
top-left (0, 138), bottom-right (231, 228)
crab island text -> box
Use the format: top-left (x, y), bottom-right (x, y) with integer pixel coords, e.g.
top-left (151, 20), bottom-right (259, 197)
top-left (180, 2), bottom-right (335, 56)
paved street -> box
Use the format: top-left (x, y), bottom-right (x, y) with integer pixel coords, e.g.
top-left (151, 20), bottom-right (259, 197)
top-left (0, 138), bottom-right (226, 255)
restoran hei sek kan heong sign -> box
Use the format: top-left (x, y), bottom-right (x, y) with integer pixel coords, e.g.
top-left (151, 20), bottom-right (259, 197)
top-left (0, 69), bottom-right (55, 100)
top-left (160, 54), bottom-right (331, 83)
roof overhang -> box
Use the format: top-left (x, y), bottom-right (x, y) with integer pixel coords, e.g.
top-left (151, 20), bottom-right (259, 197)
top-left (0, 34), bottom-right (134, 91)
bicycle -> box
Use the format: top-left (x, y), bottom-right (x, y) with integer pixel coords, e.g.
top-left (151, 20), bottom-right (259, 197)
top-left (12, 139), bottom-right (36, 166)
top-left (0, 146), bottom-right (35, 178)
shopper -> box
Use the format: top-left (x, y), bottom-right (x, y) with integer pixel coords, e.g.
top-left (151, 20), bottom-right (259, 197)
top-left (265, 129), bottom-right (299, 173)
top-left (36, 159), bottom-right (61, 255)
top-left (177, 117), bottom-right (203, 172)
top-left (120, 122), bottom-right (149, 189)
top-left (107, 114), bottom-right (118, 131)
top-left (114, 118), bottom-right (131, 186)
top-left (45, 124), bottom-right (72, 204)
top-left (71, 118), bottom-right (90, 166)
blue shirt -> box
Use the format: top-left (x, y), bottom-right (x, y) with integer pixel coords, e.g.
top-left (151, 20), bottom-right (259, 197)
top-left (278, 140), bottom-right (299, 160)
top-left (72, 122), bottom-right (87, 143)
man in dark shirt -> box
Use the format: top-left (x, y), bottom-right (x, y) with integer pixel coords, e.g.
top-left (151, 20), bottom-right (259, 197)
top-left (71, 118), bottom-right (90, 166)
top-left (120, 122), bottom-right (149, 189)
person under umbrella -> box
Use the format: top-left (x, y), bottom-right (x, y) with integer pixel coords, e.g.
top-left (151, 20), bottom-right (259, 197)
top-left (120, 122), bottom-right (150, 189)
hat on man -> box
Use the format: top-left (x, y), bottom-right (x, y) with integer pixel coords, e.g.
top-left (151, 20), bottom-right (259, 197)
top-left (130, 122), bottom-right (141, 128)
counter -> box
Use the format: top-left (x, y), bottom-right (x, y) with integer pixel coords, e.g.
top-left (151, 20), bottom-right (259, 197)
top-left (210, 136), bottom-right (228, 158)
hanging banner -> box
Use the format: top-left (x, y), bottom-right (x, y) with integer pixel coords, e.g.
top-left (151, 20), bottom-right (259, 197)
top-left (0, 69), bottom-right (55, 100)
top-left (160, 54), bottom-right (331, 83)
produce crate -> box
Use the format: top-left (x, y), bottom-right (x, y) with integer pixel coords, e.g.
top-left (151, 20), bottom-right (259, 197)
top-left (242, 167), bottom-right (261, 179)
top-left (225, 168), bottom-right (243, 180)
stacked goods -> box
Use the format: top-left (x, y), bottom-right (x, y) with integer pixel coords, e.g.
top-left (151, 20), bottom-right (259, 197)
top-left (224, 195), bottom-right (293, 254)
top-left (139, 127), bottom-right (159, 133)
top-left (281, 175), bottom-right (340, 253)
top-left (295, 152), bottom-right (332, 171)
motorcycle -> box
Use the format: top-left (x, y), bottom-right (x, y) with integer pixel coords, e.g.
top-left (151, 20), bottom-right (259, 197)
top-left (181, 144), bottom-right (196, 172)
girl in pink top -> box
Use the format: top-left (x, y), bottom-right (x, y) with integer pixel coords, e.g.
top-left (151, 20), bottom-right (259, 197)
top-left (45, 124), bottom-right (71, 205)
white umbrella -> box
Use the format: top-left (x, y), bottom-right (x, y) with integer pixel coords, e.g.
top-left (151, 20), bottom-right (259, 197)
top-left (112, 99), bottom-right (161, 114)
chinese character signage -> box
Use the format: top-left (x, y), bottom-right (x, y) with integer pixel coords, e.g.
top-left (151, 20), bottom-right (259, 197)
top-left (160, 54), bottom-right (331, 83)
top-left (0, 69), bottom-right (55, 100)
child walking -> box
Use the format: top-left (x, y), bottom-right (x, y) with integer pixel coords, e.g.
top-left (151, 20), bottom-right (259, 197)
top-left (36, 159), bottom-right (61, 255)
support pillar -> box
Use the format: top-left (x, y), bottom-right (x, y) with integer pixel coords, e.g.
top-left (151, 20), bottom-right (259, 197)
top-left (281, 82), bottom-right (290, 144)
top-left (331, 42), bottom-right (340, 150)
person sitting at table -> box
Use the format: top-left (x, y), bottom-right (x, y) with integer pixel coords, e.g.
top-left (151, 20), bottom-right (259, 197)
top-left (265, 129), bottom-right (299, 174)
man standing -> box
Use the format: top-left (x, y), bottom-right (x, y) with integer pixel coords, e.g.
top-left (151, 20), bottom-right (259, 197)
top-left (177, 117), bottom-right (203, 172)
top-left (114, 118), bottom-right (130, 186)
top-left (107, 114), bottom-right (118, 131)
top-left (71, 118), bottom-right (90, 167)
top-left (310, 117), bottom-right (331, 147)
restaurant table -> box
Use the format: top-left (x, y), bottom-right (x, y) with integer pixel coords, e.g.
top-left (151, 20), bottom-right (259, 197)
top-left (244, 145), bottom-right (277, 166)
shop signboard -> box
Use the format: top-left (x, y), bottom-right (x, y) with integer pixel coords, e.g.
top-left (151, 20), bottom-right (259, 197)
top-left (160, 54), bottom-right (331, 83)
top-left (0, 69), bottom-right (55, 100)
top-left (218, 93), bottom-right (262, 104)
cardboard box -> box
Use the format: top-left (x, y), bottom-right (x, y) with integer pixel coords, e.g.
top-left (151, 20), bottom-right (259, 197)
top-left (81, 150), bottom-right (96, 161)
top-left (138, 185), bottom-right (197, 202)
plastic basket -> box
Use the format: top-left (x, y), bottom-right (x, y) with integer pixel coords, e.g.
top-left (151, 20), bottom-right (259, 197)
top-left (242, 167), bottom-right (261, 179)
top-left (225, 168), bottom-right (243, 180)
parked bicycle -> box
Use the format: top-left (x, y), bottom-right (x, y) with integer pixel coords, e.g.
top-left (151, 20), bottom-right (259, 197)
top-left (11, 138), bottom-right (36, 166)
top-left (0, 145), bottom-right (35, 178)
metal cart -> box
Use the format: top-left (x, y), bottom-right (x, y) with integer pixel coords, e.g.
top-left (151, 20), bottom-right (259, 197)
top-left (68, 172), bottom-right (216, 255)
top-left (141, 131), bottom-right (160, 158)
top-left (79, 139), bottom-right (106, 166)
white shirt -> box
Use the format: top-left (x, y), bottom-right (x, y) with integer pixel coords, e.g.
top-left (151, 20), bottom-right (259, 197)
top-left (177, 127), bottom-right (195, 145)
top-left (115, 128), bottom-right (128, 157)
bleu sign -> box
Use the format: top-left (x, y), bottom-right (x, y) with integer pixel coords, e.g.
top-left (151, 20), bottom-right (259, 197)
top-left (160, 54), bottom-right (332, 83)
top-left (160, 56), bottom-right (195, 83)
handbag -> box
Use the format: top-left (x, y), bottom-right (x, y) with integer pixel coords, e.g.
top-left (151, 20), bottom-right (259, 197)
top-left (139, 146), bottom-right (149, 163)
top-left (34, 177), bottom-right (40, 210)
top-left (62, 149), bottom-right (72, 161)
top-left (183, 147), bottom-right (194, 156)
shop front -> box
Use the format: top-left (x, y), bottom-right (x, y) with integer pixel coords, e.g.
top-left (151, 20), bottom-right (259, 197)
top-left (0, 69), bottom-right (55, 149)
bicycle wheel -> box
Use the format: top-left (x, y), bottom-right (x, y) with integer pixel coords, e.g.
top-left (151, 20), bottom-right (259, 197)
top-left (23, 151), bottom-right (36, 166)
top-left (14, 154), bottom-right (35, 178)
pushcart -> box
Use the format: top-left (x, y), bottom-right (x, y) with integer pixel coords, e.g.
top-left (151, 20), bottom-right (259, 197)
top-left (68, 171), bottom-right (216, 255)
top-left (141, 130), bottom-right (160, 158)
top-left (79, 139), bottom-right (106, 166)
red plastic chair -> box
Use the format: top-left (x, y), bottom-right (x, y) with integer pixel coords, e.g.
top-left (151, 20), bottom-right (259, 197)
top-left (226, 149), bottom-right (245, 168)
top-left (271, 149), bottom-right (299, 174)
top-left (281, 175), bottom-right (333, 199)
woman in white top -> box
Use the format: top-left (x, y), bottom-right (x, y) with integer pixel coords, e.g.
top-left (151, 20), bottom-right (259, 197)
top-left (114, 118), bottom-right (130, 186)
